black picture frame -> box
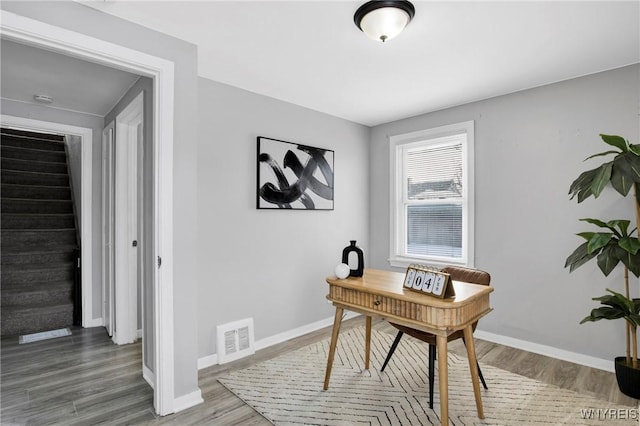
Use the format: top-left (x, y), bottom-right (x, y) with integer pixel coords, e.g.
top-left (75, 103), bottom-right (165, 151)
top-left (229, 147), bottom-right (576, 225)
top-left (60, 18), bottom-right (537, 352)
top-left (257, 136), bottom-right (334, 210)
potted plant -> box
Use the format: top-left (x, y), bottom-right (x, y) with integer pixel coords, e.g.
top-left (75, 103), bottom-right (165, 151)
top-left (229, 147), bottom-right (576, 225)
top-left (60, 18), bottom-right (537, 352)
top-left (565, 134), bottom-right (640, 399)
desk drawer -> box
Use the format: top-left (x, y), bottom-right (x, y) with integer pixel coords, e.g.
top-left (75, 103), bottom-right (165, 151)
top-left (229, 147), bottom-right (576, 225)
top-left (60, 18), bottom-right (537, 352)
top-left (329, 285), bottom-right (424, 323)
top-left (328, 284), bottom-right (491, 329)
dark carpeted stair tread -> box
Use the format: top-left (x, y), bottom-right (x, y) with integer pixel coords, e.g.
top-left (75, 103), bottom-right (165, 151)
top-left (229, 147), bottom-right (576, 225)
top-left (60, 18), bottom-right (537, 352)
top-left (2, 262), bottom-right (75, 272)
top-left (1, 184), bottom-right (71, 200)
top-left (1, 199), bottom-right (73, 214)
top-left (1, 244), bottom-right (78, 256)
top-left (1, 229), bottom-right (77, 249)
top-left (1, 213), bottom-right (75, 229)
top-left (1, 281), bottom-right (73, 306)
top-left (1, 169), bottom-right (70, 186)
top-left (2, 264), bottom-right (75, 284)
top-left (2, 279), bottom-right (74, 291)
top-left (0, 303), bottom-right (74, 336)
top-left (2, 250), bottom-right (77, 265)
top-left (2, 157), bottom-right (68, 174)
top-left (1, 302), bottom-right (74, 312)
top-left (1, 128), bottom-right (65, 143)
top-left (1, 145), bottom-right (67, 163)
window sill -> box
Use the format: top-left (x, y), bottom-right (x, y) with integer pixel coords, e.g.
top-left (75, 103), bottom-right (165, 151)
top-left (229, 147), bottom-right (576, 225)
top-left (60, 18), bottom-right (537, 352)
top-left (388, 256), bottom-right (469, 269)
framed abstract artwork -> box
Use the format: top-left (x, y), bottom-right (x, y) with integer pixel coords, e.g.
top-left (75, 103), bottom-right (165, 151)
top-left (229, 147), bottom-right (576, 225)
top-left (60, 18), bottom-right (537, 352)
top-left (257, 136), bottom-right (334, 210)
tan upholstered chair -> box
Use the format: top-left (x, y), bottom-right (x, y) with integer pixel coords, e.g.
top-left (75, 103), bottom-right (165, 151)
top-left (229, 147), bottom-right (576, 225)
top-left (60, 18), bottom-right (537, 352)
top-left (380, 265), bottom-right (491, 409)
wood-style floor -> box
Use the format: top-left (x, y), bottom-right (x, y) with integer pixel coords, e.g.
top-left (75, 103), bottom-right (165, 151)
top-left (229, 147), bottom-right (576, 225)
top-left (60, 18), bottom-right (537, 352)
top-left (1, 318), bottom-right (636, 425)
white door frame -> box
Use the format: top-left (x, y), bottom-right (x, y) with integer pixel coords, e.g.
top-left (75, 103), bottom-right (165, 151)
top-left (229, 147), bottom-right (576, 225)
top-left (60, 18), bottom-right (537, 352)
top-left (0, 11), bottom-right (176, 415)
top-left (0, 115), bottom-right (95, 326)
top-left (102, 122), bottom-right (115, 337)
top-left (114, 92), bottom-right (143, 345)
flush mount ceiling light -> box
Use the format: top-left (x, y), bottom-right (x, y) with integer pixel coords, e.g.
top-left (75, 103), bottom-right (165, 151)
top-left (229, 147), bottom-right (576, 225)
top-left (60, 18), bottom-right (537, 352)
top-left (354, 1), bottom-right (415, 43)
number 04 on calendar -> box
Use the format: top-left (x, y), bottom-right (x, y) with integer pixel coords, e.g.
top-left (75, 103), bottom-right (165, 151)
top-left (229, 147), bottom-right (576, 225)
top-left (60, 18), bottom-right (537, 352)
top-left (402, 264), bottom-right (456, 299)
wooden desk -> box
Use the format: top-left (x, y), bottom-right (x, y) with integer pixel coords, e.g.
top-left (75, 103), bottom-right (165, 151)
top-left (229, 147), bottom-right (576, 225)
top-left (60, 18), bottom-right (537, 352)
top-left (323, 268), bottom-right (493, 425)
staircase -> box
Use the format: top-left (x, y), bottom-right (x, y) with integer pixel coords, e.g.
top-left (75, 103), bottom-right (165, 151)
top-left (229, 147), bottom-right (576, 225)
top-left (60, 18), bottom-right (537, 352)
top-left (1, 128), bottom-right (79, 337)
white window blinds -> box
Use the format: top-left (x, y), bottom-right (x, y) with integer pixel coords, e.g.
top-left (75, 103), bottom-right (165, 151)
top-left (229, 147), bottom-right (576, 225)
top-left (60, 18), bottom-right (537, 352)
top-left (405, 141), bottom-right (463, 259)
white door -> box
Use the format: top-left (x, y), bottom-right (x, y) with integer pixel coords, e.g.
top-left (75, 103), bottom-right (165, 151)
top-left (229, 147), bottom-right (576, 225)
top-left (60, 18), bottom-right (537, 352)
top-left (113, 93), bottom-right (143, 345)
top-left (102, 122), bottom-right (115, 337)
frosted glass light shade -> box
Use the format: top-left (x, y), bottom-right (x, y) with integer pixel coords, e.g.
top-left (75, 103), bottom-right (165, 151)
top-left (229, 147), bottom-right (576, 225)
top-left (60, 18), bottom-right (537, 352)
top-left (360, 7), bottom-right (410, 42)
top-left (354, 1), bottom-right (415, 43)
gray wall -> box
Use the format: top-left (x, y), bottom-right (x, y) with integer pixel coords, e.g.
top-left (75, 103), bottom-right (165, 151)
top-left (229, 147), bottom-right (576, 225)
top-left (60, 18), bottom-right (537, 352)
top-left (369, 64), bottom-right (640, 361)
top-left (104, 76), bottom-right (155, 371)
top-left (1, 1), bottom-right (200, 399)
top-left (0, 98), bottom-right (104, 318)
top-left (196, 78), bottom-right (370, 358)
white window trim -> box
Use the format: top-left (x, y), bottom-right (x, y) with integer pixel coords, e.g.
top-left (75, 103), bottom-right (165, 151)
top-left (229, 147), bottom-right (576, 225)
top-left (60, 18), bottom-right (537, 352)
top-left (388, 120), bottom-right (475, 269)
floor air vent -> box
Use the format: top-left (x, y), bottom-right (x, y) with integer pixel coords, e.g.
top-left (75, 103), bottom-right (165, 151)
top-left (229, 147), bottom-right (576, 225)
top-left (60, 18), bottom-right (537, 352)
top-left (216, 318), bottom-right (255, 364)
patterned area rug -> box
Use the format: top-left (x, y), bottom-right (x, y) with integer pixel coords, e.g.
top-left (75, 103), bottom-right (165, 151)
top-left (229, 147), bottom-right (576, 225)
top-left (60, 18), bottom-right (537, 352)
top-left (218, 327), bottom-right (638, 425)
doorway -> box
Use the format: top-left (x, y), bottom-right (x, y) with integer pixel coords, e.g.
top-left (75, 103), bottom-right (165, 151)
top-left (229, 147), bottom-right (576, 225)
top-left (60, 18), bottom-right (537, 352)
top-left (1, 11), bottom-right (176, 414)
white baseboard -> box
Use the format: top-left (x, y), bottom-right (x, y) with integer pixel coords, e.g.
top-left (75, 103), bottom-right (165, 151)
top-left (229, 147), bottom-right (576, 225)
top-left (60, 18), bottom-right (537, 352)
top-left (142, 364), bottom-right (155, 389)
top-left (474, 329), bottom-right (615, 372)
top-left (254, 311), bottom-right (360, 352)
top-left (197, 314), bottom-right (615, 374)
top-left (173, 388), bottom-right (203, 413)
top-left (83, 317), bottom-right (103, 328)
top-left (198, 354), bottom-right (218, 370)
top-left (197, 311), bottom-right (360, 370)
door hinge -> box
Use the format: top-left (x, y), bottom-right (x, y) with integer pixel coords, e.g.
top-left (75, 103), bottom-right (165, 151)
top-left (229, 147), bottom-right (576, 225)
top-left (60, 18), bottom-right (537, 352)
top-left (157, 256), bottom-right (162, 268)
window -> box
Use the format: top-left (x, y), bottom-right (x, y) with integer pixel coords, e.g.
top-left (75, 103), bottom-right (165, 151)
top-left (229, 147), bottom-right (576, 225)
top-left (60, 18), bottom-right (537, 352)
top-left (389, 121), bottom-right (474, 268)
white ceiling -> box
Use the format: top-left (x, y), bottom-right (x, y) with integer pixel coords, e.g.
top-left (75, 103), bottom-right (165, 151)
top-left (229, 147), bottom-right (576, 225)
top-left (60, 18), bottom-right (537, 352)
top-left (1, 39), bottom-right (140, 117)
top-left (83, 0), bottom-right (640, 126)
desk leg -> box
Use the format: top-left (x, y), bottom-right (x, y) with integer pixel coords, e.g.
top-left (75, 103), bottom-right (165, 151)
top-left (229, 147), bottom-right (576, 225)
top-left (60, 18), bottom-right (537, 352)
top-left (323, 307), bottom-right (343, 390)
top-left (436, 335), bottom-right (448, 425)
top-left (364, 316), bottom-right (372, 370)
top-left (463, 326), bottom-right (484, 419)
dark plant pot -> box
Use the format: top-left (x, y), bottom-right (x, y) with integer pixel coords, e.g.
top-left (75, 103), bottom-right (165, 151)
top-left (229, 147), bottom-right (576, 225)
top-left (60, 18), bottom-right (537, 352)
top-left (614, 356), bottom-right (640, 399)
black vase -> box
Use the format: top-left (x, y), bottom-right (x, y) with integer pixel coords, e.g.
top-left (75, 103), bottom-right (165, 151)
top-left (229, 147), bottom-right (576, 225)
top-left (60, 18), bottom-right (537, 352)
top-left (342, 240), bottom-right (364, 277)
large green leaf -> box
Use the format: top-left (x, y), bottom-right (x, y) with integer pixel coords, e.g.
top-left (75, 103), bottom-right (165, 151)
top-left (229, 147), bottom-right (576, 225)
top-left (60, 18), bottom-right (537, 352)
top-left (569, 168), bottom-right (599, 202)
top-left (619, 236), bottom-right (640, 255)
top-left (607, 219), bottom-right (630, 236)
top-left (581, 307), bottom-right (621, 322)
top-left (580, 218), bottom-right (610, 229)
top-left (596, 244), bottom-right (620, 276)
top-left (600, 134), bottom-right (629, 152)
top-left (586, 232), bottom-right (613, 254)
top-left (580, 306), bottom-right (626, 323)
top-left (585, 150), bottom-right (621, 161)
top-left (611, 153), bottom-right (640, 196)
top-left (610, 163), bottom-right (633, 196)
top-left (581, 289), bottom-right (638, 325)
top-left (615, 245), bottom-right (640, 277)
top-left (623, 152), bottom-right (640, 180)
top-left (590, 162), bottom-right (613, 198)
top-left (595, 289), bottom-right (634, 311)
top-left (576, 232), bottom-right (595, 241)
top-left (629, 144), bottom-right (640, 156)
top-left (565, 241), bottom-right (598, 272)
